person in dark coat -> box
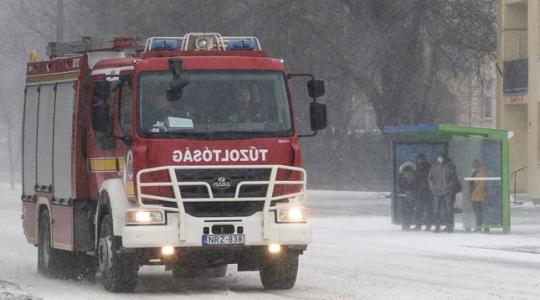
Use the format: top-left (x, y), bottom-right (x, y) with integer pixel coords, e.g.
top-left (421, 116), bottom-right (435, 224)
top-left (413, 153), bottom-right (432, 231)
top-left (446, 158), bottom-right (461, 233)
top-left (398, 161), bottom-right (416, 231)
top-left (428, 152), bottom-right (459, 233)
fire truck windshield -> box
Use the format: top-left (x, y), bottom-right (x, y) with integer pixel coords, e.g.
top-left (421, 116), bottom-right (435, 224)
top-left (138, 71), bottom-right (293, 139)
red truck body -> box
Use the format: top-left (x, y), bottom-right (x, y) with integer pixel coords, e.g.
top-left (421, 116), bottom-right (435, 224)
top-left (21, 33), bottom-right (325, 291)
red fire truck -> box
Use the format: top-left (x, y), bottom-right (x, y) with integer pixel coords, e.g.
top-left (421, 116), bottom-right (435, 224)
top-left (21, 33), bottom-right (327, 292)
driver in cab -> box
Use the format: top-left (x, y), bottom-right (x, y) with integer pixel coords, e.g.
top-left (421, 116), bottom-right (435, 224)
top-left (229, 87), bottom-right (264, 123)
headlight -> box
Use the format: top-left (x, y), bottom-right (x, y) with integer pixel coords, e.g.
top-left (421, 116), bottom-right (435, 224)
top-left (275, 206), bottom-right (307, 223)
top-left (126, 210), bottom-right (165, 225)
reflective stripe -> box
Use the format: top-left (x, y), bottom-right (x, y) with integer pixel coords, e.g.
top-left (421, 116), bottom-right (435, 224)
top-left (26, 70), bottom-right (80, 84)
top-left (125, 181), bottom-right (135, 197)
top-left (118, 157), bottom-right (126, 171)
top-left (89, 157), bottom-right (126, 172)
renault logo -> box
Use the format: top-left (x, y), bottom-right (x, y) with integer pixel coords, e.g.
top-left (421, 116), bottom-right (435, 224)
top-left (212, 176), bottom-right (232, 189)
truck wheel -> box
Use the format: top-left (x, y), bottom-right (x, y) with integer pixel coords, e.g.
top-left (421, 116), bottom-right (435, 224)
top-left (259, 252), bottom-right (299, 290)
top-left (38, 209), bottom-right (58, 277)
top-left (98, 214), bottom-right (138, 292)
top-left (38, 209), bottom-right (97, 280)
top-left (172, 265), bottom-right (227, 278)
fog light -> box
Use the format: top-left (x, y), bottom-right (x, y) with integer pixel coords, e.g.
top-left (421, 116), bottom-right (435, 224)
top-left (161, 245), bottom-right (175, 256)
top-left (126, 210), bottom-right (164, 225)
top-left (268, 244), bottom-right (281, 254)
top-left (135, 211), bottom-right (151, 222)
top-left (288, 207), bottom-right (303, 221)
top-left (276, 206), bottom-right (307, 223)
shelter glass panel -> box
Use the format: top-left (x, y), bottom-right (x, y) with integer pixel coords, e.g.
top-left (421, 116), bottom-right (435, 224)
top-left (392, 142), bottom-right (446, 224)
top-left (450, 136), bottom-right (503, 229)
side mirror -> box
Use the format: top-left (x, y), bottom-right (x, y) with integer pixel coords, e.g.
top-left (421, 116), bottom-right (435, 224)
top-left (93, 80), bottom-right (111, 102)
top-left (167, 78), bottom-right (189, 101)
top-left (307, 79), bottom-right (325, 98)
top-left (119, 134), bottom-right (133, 146)
top-left (310, 102), bottom-right (327, 131)
top-left (167, 58), bottom-right (189, 101)
top-left (91, 80), bottom-right (112, 132)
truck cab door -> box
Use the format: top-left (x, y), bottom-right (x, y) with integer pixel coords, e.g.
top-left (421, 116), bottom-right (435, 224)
top-left (114, 76), bottom-right (135, 199)
top-left (87, 77), bottom-right (118, 199)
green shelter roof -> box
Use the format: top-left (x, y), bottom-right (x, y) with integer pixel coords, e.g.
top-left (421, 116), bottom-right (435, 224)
top-left (383, 124), bottom-right (510, 140)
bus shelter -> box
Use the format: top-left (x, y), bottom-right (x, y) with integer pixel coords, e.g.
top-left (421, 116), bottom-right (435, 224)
top-left (384, 124), bottom-right (511, 233)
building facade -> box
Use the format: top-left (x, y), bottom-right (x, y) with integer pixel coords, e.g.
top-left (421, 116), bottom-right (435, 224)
top-left (497, 0), bottom-right (538, 195)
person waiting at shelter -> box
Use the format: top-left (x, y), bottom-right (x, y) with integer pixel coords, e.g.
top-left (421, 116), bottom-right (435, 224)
top-left (446, 157), bottom-right (461, 233)
top-left (470, 159), bottom-right (487, 232)
top-left (428, 152), bottom-right (460, 233)
top-left (398, 161), bottom-right (416, 231)
top-left (413, 153), bottom-right (432, 231)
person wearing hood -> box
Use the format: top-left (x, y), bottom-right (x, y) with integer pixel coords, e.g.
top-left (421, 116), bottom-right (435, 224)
top-left (398, 161), bottom-right (416, 231)
top-left (470, 159), bottom-right (487, 232)
top-left (428, 152), bottom-right (459, 233)
top-left (413, 153), bottom-right (432, 231)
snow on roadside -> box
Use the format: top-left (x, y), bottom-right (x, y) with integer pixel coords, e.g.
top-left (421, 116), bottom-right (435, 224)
top-left (2, 187), bottom-right (540, 299)
top-left (0, 280), bottom-right (40, 300)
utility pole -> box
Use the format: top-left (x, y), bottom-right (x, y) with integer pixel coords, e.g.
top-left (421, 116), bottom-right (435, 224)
top-left (56, 0), bottom-right (64, 42)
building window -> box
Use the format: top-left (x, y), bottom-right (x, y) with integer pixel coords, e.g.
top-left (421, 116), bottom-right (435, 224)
top-left (503, 59), bottom-right (528, 94)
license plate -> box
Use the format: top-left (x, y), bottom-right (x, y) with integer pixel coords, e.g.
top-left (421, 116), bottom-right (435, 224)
top-left (202, 234), bottom-right (245, 246)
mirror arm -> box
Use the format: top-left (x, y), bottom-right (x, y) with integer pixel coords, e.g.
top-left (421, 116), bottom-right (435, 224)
top-left (289, 73), bottom-right (323, 138)
top-left (287, 73), bottom-right (319, 103)
top-left (287, 73), bottom-right (315, 80)
top-left (104, 74), bottom-right (130, 79)
top-left (298, 131), bottom-right (318, 138)
top-left (114, 133), bottom-right (132, 145)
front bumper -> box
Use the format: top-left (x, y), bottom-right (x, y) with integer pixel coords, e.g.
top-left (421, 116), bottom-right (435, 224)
top-left (121, 212), bottom-right (312, 248)
top-left (123, 164), bottom-right (311, 248)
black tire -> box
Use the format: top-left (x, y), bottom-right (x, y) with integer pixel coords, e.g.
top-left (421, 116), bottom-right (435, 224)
top-left (98, 214), bottom-right (138, 292)
top-left (38, 209), bottom-right (57, 277)
top-left (259, 252), bottom-right (299, 290)
top-left (172, 265), bottom-right (227, 278)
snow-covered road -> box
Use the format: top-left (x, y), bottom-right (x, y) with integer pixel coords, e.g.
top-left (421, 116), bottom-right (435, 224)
top-left (2, 187), bottom-right (540, 300)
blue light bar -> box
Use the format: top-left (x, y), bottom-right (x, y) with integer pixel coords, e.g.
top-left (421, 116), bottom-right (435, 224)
top-left (150, 39), bottom-right (181, 51)
top-left (226, 39), bottom-right (257, 50)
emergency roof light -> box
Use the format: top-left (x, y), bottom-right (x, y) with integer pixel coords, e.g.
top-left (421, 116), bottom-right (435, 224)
top-left (147, 37), bottom-right (183, 51)
top-left (143, 33), bottom-right (262, 52)
top-left (224, 39), bottom-right (258, 50)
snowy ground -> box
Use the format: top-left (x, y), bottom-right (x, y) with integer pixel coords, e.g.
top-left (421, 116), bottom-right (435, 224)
top-left (2, 186), bottom-right (540, 299)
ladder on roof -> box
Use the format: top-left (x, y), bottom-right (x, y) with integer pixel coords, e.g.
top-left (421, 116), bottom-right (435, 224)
top-left (46, 33), bottom-right (262, 58)
top-left (47, 36), bottom-right (138, 58)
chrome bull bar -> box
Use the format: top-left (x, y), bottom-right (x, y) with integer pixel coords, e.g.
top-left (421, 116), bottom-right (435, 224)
top-left (136, 165), bottom-right (306, 241)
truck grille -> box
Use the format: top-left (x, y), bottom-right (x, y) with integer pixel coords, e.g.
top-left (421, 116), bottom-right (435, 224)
top-left (175, 168), bottom-right (271, 199)
top-left (183, 201), bottom-right (265, 217)
top-left (136, 165), bottom-right (306, 231)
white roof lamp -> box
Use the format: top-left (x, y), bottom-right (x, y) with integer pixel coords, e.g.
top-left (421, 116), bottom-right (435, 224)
top-left (195, 36), bottom-right (216, 51)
